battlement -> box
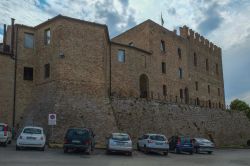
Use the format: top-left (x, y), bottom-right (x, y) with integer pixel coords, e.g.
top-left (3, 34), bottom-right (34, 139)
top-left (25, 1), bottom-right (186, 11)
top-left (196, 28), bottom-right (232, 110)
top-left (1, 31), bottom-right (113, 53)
top-left (179, 25), bottom-right (221, 54)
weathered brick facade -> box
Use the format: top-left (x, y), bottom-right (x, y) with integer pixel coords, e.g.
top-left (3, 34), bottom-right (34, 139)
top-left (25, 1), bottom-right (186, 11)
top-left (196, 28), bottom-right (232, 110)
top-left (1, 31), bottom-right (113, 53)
top-left (0, 15), bottom-right (233, 146)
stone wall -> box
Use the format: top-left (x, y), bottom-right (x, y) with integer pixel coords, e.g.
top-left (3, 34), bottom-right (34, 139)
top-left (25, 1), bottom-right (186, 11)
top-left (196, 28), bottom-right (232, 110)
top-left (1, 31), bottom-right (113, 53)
top-left (110, 98), bottom-right (250, 147)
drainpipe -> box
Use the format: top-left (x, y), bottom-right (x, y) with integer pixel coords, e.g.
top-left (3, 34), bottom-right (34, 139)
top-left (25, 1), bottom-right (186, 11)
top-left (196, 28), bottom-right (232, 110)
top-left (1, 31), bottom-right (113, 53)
top-left (109, 42), bottom-right (112, 97)
top-left (11, 18), bottom-right (15, 55)
top-left (3, 24), bottom-right (6, 52)
top-left (12, 25), bottom-right (18, 127)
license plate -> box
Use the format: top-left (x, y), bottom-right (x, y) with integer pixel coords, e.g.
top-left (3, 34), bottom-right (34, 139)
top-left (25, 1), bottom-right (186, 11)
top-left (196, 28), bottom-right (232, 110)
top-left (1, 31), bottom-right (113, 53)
top-left (72, 140), bottom-right (80, 144)
top-left (156, 143), bottom-right (163, 145)
top-left (27, 137), bottom-right (36, 140)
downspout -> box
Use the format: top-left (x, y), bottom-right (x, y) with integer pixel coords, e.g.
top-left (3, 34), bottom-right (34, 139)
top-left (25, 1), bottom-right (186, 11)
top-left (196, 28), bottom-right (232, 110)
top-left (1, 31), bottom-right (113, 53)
top-left (109, 41), bottom-right (112, 97)
top-left (12, 26), bottom-right (18, 127)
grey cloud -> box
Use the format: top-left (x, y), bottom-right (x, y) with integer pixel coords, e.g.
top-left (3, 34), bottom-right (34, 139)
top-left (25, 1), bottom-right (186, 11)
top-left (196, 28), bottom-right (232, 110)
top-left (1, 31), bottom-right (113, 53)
top-left (198, 2), bottom-right (224, 35)
top-left (167, 7), bottom-right (176, 15)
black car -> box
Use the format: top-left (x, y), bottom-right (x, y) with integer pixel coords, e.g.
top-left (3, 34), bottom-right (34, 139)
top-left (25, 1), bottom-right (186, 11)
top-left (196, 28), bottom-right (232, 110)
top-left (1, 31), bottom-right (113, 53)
top-left (169, 136), bottom-right (193, 154)
top-left (63, 128), bottom-right (95, 154)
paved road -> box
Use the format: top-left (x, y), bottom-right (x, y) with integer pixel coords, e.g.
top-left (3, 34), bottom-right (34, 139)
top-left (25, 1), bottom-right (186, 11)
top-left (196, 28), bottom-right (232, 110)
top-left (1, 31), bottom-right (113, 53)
top-left (1, 144), bottom-right (250, 166)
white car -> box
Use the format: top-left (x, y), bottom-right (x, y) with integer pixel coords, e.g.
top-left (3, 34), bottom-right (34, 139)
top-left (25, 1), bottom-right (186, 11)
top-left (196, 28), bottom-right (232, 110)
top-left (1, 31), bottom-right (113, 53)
top-left (16, 126), bottom-right (46, 151)
top-left (0, 123), bottom-right (12, 146)
top-left (137, 134), bottom-right (169, 155)
top-left (106, 133), bottom-right (133, 156)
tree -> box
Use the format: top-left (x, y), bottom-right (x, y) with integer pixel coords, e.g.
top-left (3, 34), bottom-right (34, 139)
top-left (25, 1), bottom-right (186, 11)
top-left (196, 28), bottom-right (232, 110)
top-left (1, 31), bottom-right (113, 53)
top-left (230, 99), bottom-right (250, 111)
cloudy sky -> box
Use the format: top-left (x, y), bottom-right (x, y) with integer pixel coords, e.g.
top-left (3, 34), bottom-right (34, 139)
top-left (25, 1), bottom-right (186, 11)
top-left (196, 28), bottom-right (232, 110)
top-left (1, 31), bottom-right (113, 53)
top-left (0, 0), bottom-right (250, 105)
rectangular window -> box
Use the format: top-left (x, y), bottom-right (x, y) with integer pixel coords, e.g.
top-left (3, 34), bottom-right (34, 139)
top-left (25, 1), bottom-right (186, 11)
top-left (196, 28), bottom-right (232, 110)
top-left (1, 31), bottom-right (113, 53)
top-left (117, 49), bottom-right (125, 63)
top-left (24, 33), bottom-right (34, 48)
top-left (44, 28), bottom-right (51, 45)
top-left (195, 81), bottom-right (198, 91)
top-left (179, 68), bottom-right (183, 79)
top-left (162, 62), bottom-right (166, 73)
top-left (206, 59), bottom-right (209, 71)
top-left (180, 89), bottom-right (183, 99)
top-left (208, 85), bottom-right (210, 94)
top-left (163, 85), bottom-right (167, 96)
top-left (194, 53), bottom-right (197, 66)
top-left (44, 63), bottom-right (50, 78)
top-left (218, 88), bottom-right (220, 96)
top-left (23, 67), bottom-right (33, 81)
top-left (178, 48), bottom-right (181, 59)
top-left (216, 63), bottom-right (219, 75)
top-left (160, 40), bottom-right (165, 52)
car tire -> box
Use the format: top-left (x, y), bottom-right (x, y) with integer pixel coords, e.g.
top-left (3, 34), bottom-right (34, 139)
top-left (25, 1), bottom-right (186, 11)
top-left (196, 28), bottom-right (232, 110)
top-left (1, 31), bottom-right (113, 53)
top-left (16, 145), bottom-right (20, 151)
top-left (137, 143), bottom-right (140, 151)
top-left (163, 151), bottom-right (168, 156)
top-left (3, 142), bottom-right (7, 147)
top-left (127, 152), bottom-right (132, 156)
top-left (208, 151), bottom-right (212, 154)
top-left (86, 146), bottom-right (91, 155)
top-left (190, 151), bottom-right (193, 155)
top-left (144, 145), bottom-right (148, 154)
top-left (63, 148), bottom-right (68, 153)
top-left (8, 140), bottom-right (12, 144)
top-left (175, 148), bottom-right (179, 154)
top-left (106, 149), bottom-right (111, 155)
top-left (195, 148), bottom-right (199, 154)
top-left (40, 146), bottom-right (45, 151)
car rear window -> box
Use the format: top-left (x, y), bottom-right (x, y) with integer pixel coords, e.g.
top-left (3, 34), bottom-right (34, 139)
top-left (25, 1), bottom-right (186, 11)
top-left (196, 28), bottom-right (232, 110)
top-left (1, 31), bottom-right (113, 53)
top-left (196, 138), bottom-right (211, 143)
top-left (150, 135), bottom-right (166, 141)
top-left (112, 134), bottom-right (130, 141)
top-left (180, 137), bottom-right (191, 144)
top-left (67, 129), bottom-right (89, 138)
top-left (23, 128), bottom-right (42, 134)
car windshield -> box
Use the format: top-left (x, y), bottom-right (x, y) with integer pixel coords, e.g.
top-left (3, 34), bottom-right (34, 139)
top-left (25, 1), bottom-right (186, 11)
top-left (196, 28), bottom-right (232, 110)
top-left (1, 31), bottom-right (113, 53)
top-left (67, 129), bottom-right (89, 138)
top-left (180, 137), bottom-right (191, 144)
top-left (112, 133), bottom-right (130, 141)
top-left (196, 138), bottom-right (211, 143)
top-left (0, 125), bottom-right (4, 131)
top-left (150, 135), bottom-right (166, 141)
top-left (23, 128), bottom-right (42, 134)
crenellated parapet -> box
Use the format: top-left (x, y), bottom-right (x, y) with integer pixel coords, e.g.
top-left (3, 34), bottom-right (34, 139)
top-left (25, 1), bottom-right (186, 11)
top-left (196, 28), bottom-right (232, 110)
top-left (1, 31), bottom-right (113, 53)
top-left (179, 25), bottom-right (221, 54)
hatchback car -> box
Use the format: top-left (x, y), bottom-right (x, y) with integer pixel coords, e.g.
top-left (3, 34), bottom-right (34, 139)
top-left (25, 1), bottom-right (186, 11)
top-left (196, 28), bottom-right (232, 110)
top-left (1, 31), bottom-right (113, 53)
top-left (169, 136), bottom-right (193, 154)
top-left (193, 138), bottom-right (214, 154)
top-left (63, 128), bottom-right (95, 154)
top-left (16, 126), bottom-right (46, 151)
top-left (137, 134), bottom-right (169, 155)
top-left (0, 123), bottom-right (12, 146)
top-left (106, 133), bottom-right (133, 156)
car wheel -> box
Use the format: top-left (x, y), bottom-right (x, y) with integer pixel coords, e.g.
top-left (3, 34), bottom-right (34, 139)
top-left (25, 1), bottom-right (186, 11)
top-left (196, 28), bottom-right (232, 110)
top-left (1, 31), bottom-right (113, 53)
top-left (106, 149), bottom-right (111, 155)
top-left (137, 143), bottom-right (140, 151)
top-left (208, 151), bottom-right (212, 154)
top-left (40, 146), bottom-right (45, 151)
top-left (175, 148), bottom-right (179, 154)
top-left (144, 145), bottom-right (148, 154)
top-left (127, 152), bottom-right (132, 156)
top-left (190, 151), bottom-right (193, 155)
top-left (163, 151), bottom-right (168, 156)
top-left (16, 145), bottom-right (20, 151)
top-left (195, 148), bottom-right (199, 153)
top-left (8, 140), bottom-right (12, 144)
top-left (63, 148), bottom-right (68, 153)
top-left (86, 146), bottom-right (91, 155)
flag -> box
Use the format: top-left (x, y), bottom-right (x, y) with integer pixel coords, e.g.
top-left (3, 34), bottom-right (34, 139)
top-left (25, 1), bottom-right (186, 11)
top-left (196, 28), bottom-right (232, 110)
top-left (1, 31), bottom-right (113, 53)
top-left (161, 12), bottom-right (164, 26)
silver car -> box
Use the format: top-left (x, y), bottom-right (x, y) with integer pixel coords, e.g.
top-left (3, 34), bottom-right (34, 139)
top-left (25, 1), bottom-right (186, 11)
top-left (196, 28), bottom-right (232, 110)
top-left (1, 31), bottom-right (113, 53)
top-left (137, 134), bottom-right (169, 155)
top-left (193, 138), bottom-right (214, 154)
top-left (0, 123), bottom-right (12, 146)
top-left (106, 133), bottom-right (133, 156)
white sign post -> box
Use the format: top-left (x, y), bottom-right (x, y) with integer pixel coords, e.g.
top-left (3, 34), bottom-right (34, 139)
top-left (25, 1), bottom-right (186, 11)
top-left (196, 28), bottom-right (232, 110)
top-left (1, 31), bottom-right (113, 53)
top-left (48, 114), bottom-right (56, 142)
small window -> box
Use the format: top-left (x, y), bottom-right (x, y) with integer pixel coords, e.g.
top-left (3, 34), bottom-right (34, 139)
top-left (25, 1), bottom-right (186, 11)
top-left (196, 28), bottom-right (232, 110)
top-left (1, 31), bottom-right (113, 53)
top-left (178, 48), bottom-right (181, 59)
top-left (44, 63), bottom-right (50, 78)
top-left (160, 40), bottom-right (165, 52)
top-left (44, 28), bottom-right (51, 45)
top-left (162, 62), bottom-right (166, 73)
top-left (196, 97), bottom-right (200, 106)
top-left (206, 59), bottom-right (209, 71)
top-left (195, 81), bottom-right (198, 91)
top-left (23, 67), bottom-right (33, 81)
top-left (163, 85), bottom-right (167, 96)
top-left (117, 49), bottom-right (125, 63)
top-left (24, 33), bottom-right (34, 48)
top-left (178, 68), bottom-right (183, 79)
top-left (216, 63), bottom-right (219, 75)
top-left (208, 85), bottom-right (210, 94)
top-left (194, 52), bottom-right (197, 66)
top-left (218, 88), bottom-right (220, 96)
top-left (180, 89), bottom-right (183, 99)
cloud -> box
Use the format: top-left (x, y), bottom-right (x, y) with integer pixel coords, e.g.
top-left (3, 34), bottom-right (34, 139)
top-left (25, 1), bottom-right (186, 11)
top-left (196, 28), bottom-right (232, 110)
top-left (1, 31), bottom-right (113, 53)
top-left (198, 2), bottom-right (224, 35)
top-left (167, 7), bottom-right (176, 15)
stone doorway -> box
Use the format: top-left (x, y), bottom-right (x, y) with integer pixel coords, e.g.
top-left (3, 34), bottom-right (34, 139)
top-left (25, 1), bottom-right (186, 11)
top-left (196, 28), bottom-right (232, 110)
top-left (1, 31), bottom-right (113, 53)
top-left (139, 74), bottom-right (149, 98)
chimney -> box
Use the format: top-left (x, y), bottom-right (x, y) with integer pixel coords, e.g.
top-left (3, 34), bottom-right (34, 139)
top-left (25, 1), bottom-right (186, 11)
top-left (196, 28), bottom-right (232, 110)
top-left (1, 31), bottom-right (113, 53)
top-left (11, 18), bottom-right (15, 55)
top-left (3, 24), bottom-right (6, 52)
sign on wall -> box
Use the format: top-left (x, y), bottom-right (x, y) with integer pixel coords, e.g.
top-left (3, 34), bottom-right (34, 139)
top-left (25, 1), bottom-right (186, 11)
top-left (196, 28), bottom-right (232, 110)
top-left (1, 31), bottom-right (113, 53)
top-left (48, 114), bottom-right (56, 126)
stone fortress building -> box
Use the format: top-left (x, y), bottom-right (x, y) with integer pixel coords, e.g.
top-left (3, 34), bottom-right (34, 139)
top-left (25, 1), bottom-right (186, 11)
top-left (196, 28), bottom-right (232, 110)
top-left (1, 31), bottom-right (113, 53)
top-left (0, 15), bottom-right (231, 145)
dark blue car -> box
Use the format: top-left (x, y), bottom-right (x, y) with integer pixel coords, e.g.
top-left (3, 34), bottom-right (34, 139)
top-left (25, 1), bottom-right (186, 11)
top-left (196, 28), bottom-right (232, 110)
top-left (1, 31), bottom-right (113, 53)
top-left (169, 136), bottom-right (193, 154)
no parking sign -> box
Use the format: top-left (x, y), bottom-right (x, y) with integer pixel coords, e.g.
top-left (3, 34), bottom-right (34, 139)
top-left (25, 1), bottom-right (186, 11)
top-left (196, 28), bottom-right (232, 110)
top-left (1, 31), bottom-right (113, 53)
top-left (48, 114), bottom-right (56, 125)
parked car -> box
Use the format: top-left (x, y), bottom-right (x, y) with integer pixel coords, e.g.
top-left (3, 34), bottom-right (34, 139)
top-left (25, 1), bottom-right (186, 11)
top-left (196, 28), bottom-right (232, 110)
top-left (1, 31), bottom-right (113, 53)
top-left (63, 128), bottom-right (95, 154)
top-left (106, 133), bottom-right (133, 156)
top-left (0, 123), bottom-right (12, 147)
top-left (193, 138), bottom-right (214, 154)
top-left (169, 136), bottom-right (193, 154)
top-left (137, 134), bottom-right (169, 156)
top-left (16, 126), bottom-right (46, 151)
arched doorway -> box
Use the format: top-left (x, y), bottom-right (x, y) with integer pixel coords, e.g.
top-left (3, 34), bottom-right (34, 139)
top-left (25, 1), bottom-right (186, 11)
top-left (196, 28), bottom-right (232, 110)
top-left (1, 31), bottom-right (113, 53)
top-left (139, 74), bottom-right (149, 98)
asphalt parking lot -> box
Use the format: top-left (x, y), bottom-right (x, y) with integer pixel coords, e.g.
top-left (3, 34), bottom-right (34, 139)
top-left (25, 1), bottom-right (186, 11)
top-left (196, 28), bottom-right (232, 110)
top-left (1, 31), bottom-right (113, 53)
top-left (1, 144), bottom-right (250, 166)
